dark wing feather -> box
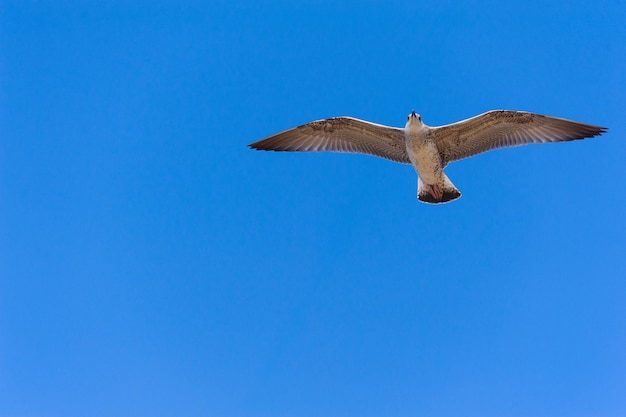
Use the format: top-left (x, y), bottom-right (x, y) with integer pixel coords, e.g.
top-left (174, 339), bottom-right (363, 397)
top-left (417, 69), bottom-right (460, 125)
top-left (249, 117), bottom-right (410, 164)
top-left (432, 110), bottom-right (607, 165)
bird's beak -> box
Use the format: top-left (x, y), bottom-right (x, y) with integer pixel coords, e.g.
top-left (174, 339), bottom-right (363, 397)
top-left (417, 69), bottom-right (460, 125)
top-left (411, 110), bottom-right (416, 117)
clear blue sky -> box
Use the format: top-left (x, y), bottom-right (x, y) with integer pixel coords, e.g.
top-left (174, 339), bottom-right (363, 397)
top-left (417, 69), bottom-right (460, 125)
top-left (1, 1), bottom-right (625, 416)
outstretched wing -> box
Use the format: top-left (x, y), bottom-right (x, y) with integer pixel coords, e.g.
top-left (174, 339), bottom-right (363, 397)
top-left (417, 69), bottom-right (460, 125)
top-left (249, 117), bottom-right (410, 164)
top-left (432, 110), bottom-right (607, 165)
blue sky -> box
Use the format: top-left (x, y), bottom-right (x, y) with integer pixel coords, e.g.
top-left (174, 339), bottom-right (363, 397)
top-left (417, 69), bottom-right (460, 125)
top-left (1, 1), bottom-right (625, 416)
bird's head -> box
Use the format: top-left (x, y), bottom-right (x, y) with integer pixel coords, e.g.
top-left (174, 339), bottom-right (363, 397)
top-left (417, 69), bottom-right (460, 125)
top-left (405, 109), bottom-right (423, 130)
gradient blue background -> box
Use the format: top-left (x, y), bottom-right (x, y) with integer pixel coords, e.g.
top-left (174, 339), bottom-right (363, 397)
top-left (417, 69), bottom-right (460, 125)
top-left (1, 1), bottom-right (625, 416)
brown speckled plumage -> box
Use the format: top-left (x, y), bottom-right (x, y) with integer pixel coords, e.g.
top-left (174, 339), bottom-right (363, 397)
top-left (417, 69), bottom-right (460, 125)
top-left (248, 110), bottom-right (607, 204)
top-left (432, 111), bottom-right (606, 165)
top-left (249, 117), bottom-right (410, 163)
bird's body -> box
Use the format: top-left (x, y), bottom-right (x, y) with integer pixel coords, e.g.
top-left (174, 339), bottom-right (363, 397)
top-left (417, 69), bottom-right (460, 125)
top-left (405, 119), bottom-right (441, 185)
top-left (249, 110), bottom-right (607, 204)
top-left (404, 113), bottom-right (460, 202)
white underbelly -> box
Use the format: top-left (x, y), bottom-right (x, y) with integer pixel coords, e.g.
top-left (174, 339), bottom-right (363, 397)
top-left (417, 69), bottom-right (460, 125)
top-left (407, 141), bottom-right (442, 185)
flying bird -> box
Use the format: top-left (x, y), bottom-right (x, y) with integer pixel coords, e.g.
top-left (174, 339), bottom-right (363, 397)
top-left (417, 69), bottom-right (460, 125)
top-left (249, 110), bottom-right (607, 204)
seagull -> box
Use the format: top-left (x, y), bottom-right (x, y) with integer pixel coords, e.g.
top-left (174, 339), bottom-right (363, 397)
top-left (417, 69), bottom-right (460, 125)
top-left (249, 110), bottom-right (607, 204)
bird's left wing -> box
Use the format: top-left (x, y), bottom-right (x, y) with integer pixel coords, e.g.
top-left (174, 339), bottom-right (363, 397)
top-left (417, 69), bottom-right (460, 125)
top-left (249, 117), bottom-right (410, 164)
top-left (431, 110), bottom-right (607, 165)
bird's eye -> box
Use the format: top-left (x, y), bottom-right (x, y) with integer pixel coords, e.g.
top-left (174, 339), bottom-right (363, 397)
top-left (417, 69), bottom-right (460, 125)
top-left (407, 116), bottom-right (410, 121)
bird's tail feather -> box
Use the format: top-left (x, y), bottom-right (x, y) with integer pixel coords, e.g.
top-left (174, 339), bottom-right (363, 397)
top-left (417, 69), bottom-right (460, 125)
top-left (418, 174), bottom-right (461, 204)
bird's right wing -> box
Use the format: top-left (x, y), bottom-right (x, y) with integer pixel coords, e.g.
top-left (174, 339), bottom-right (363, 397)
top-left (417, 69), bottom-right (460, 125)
top-left (249, 117), bottom-right (410, 164)
top-left (431, 110), bottom-right (607, 165)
